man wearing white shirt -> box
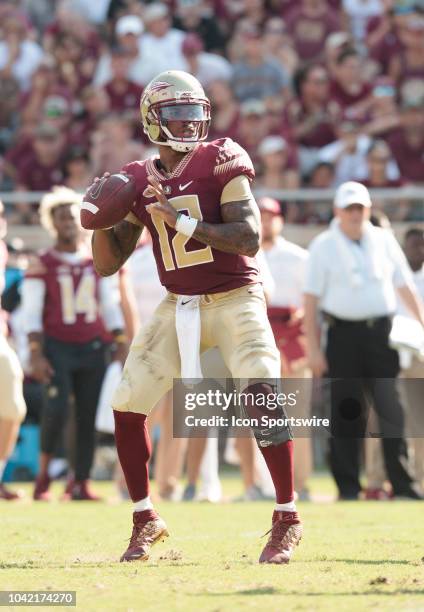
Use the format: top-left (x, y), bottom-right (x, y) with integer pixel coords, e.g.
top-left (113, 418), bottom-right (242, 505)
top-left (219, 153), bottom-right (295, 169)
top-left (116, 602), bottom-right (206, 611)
top-left (260, 197), bottom-right (313, 499)
top-left (93, 15), bottom-right (152, 87)
top-left (0, 14), bottom-right (44, 92)
top-left (181, 33), bottom-right (232, 88)
top-left (138, 4), bottom-right (188, 85)
top-left (304, 181), bottom-right (424, 499)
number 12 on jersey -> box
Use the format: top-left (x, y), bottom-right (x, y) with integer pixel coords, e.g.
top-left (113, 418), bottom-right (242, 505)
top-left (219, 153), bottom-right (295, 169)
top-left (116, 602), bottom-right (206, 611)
top-left (151, 194), bottom-right (214, 270)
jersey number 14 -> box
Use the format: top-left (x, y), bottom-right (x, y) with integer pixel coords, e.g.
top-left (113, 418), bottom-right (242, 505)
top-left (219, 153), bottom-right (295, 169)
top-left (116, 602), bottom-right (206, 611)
top-left (58, 273), bottom-right (97, 324)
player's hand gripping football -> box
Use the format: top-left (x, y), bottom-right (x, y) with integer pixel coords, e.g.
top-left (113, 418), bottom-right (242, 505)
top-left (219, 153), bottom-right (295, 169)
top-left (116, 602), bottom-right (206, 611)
top-left (145, 176), bottom-right (178, 229)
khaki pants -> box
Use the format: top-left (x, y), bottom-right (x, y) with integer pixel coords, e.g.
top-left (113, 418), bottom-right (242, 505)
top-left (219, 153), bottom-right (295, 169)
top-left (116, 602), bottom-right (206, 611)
top-left (112, 284), bottom-right (280, 415)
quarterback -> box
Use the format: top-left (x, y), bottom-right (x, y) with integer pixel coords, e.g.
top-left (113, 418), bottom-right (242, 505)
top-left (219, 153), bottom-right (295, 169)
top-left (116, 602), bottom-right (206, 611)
top-left (91, 71), bottom-right (303, 564)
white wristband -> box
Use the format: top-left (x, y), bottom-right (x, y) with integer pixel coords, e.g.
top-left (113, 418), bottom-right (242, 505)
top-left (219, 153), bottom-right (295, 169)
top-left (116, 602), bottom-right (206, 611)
top-left (175, 213), bottom-right (198, 237)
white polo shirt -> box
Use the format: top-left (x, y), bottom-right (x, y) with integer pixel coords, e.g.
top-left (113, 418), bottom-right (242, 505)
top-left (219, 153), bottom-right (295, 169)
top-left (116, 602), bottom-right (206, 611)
top-left (263, 237), bottom-right (309, 309)
top-left (305, 225), bottom-right (412, 320)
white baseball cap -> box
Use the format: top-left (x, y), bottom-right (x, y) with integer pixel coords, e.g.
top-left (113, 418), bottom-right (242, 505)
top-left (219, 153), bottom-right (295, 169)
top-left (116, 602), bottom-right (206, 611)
top-left (115, 15), bottom-right (144, 37)
top-left (334, 181), bottom-right (372, 209)
top-left (258, 135), bottom-right (287, 157)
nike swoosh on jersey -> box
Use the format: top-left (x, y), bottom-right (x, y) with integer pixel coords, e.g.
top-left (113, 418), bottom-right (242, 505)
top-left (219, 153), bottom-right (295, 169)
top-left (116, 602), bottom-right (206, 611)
top-left (179, 181), bottom-right (194, 191)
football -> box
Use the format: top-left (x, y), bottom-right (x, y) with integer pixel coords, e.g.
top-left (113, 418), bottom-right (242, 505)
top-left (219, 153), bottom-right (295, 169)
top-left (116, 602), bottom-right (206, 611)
top-left (80, 173), bottom-right (137, 230)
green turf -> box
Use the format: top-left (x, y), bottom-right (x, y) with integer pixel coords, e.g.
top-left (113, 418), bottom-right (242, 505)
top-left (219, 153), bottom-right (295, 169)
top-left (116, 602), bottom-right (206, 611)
top-left (1, 476), bottom-right (423, 612)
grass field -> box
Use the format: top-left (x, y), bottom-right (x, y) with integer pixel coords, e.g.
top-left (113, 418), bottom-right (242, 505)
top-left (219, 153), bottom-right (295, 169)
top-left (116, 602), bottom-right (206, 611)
top-left (1, 475), bottom-right (423, 612)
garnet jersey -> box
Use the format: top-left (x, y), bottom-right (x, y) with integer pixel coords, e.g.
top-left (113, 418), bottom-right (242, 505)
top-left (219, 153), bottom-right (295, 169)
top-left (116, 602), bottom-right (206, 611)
top-left (25, 249), bottom-right (106, 343)
top-left (123, 138), bottom-right (260, 295)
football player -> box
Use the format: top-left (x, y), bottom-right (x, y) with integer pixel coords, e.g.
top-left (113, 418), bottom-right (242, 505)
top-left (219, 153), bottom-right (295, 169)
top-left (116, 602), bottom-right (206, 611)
top-left (21, 187), bottom-right (126, 501)
top-left (92, 71), bottom-right (303, 564)
top-left (0, 200), bottom-right (27, 500)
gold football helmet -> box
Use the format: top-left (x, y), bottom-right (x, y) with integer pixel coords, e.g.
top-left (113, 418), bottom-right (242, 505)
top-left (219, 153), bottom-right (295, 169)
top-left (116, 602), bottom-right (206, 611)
top-left (140, 70), bottom-right (211, 152)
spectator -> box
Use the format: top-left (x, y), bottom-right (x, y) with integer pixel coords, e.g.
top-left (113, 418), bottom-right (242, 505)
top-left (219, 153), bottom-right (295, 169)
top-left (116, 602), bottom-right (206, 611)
top-left (262, 17), bottom-right (299, 78)
top-left (173, 0), bottom-right (226, 53)
top-left (0, 11), bottom-right (45, 92)
top-left (138, 3), bottom-right (188, 83)
top-left (207, 80), bottom-right (241, 142)
top-left (55, 0), bottom-right (113, 25)
top-left (324, 31), bottom-right (355, 78)
top-left (90, 113), bottom-right (146, 177)
top-left (221, 0), bottom-right (271, 32)
top-left (231, 28), bottom-right (289, 103)
top-left (300, 162), bottom-right (335, 223)
top-left (70, 86), bottom-right (110, 149)
top-left (235, 99), bottom-right (270, 166)
top-left (387, 80), bottom-right (424, 185)
top-left (318, 121), bottom-right (376, 185)
top-left (361, 139), bottom-right (404, 188)
top-left (10, 124), bottom-right (66, 225)
top-left (42, 0), bottom-right (100, 71)
top-left (363, 77), bottom-right (400, 138)
top-left (19, 62), bottom-right (73, 132)
top-left (14, 124), bottom-right (66, 192)
top-left (362, 139), bottom-right (408, 220)
top-left (256, 135), bottom-right (300, 192)
top-left (365, 0), bottom-right (401, 74)
top-left (181, 34), bottom-right (232, 88)
top-left (63, 147), bottom-right (93, 192)
top-left (329, 48), bottom-right (373, 121)
top-left (50, 32), bottom-right (94, 94)
top-left (285, 63), bottom-right (341, 177)
top-left (304, 181), bottom-right (424, 500)
top-left (94, 15), bottom-right (150, 87)
top-left (308, 161), bottom-right (335, 189)
top-left (388, 10), bottom-right (424, 88)
top-left (342, 0), bottom-right (383, 42)
top-left (21, 0), bottom-right (56, 32)
top-left (285, 0), bottom-right (341, 62)
top-left (0, 77), bottom-right (20, 154)
top-left (103, 47), bottom-right (143, 117)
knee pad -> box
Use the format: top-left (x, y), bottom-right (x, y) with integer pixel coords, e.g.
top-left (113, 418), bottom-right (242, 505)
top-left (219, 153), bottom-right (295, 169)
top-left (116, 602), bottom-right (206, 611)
top-left (240, 382), bottom-right (293, 447)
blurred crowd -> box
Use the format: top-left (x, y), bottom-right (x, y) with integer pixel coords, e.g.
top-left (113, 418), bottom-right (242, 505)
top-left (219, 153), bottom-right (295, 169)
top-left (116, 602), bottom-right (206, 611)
top-left (0, 0), bottom-right (423, 225)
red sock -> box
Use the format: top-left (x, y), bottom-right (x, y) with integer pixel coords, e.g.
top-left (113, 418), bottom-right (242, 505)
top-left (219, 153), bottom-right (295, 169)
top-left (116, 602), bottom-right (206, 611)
top-left (259, 439), bottom-right (294, 503)
top-left (113, 411), bottom-right (151, 502)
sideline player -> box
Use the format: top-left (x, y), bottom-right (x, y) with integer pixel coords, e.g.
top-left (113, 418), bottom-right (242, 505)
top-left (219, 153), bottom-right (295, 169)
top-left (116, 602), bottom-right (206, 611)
top-left (92, 71), bottom-right (303, 563)
top-left (0, 200), bottom-right (27, 500)
top-left (21, 187), bottom-right (126, 501)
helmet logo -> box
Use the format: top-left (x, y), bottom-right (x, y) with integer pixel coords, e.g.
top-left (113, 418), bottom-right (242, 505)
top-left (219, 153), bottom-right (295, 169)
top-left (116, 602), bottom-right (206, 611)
top-left (149, 81), bottom-right (171, 93)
